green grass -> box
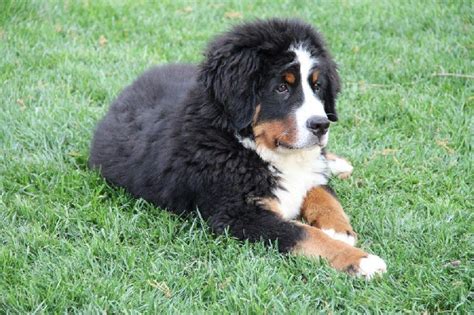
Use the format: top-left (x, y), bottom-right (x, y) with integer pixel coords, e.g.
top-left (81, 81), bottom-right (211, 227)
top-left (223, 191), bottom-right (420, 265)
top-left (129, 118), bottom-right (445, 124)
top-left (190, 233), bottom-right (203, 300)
top-left (1, 0), bottom-right (472, 313)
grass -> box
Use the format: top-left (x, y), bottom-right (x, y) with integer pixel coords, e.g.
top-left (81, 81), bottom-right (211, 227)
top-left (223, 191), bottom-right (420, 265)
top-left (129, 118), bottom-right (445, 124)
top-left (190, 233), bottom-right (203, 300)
top-left (1, 0), bottom-right (472, 313)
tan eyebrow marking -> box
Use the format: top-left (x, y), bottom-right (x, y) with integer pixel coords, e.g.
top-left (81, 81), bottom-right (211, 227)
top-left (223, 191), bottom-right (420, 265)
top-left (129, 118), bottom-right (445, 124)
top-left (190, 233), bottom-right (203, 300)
top-left (283, 72), bottom-right (296, 84)
top-left (311, 70), bottom-right (320, 84)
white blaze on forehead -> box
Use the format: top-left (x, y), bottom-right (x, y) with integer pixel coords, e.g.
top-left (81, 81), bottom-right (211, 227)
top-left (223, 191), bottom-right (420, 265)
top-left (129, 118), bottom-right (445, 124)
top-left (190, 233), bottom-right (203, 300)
top-left (290, 45), bottom-right (327, 147)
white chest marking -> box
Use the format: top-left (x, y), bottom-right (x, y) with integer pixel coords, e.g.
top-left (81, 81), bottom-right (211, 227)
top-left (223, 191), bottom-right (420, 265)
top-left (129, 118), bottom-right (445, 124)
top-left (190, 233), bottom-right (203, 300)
top-left (269, 148), bottom-right (328, 219)
top-left (239, 138), bottom-right (329, 220)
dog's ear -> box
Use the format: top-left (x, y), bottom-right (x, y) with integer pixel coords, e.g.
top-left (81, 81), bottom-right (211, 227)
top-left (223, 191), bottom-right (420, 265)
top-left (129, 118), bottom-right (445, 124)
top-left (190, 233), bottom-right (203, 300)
top-left (200, 43), bottom-right (261, 130)
top-left (324, 60), bottom-right (341, 122)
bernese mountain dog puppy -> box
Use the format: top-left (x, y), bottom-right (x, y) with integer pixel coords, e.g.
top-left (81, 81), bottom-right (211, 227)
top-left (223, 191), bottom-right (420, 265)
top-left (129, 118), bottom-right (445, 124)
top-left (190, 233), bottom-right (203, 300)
top-left (89, 19), bottom-right (387, 279)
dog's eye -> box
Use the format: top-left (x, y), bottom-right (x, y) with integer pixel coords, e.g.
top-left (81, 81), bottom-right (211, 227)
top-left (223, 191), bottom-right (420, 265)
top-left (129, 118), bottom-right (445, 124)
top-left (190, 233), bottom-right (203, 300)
top-left (276, 83), bottom-right (289, 93)
top-left (314, 82), bottom-right (321, 92)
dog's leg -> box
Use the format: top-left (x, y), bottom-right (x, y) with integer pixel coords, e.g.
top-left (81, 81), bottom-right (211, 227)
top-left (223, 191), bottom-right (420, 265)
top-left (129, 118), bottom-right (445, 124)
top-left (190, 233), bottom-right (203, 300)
top-left (324, 152), bottom-right (353, 179)
top-left (298, 187), bottom-right (386, 278)
top-left (301, 186), bottom-right (356, 246)
top-left (293, 223), bottom-right (386, 279)
top-left (209, 208), bottom-right (386, 279)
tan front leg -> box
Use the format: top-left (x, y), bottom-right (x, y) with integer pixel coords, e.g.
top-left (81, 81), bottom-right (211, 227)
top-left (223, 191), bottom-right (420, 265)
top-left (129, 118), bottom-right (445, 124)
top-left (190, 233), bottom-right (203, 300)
top-left (292, 223), bottom-right (386, 279)
top-left (301, 186), bottom-right (356, 246)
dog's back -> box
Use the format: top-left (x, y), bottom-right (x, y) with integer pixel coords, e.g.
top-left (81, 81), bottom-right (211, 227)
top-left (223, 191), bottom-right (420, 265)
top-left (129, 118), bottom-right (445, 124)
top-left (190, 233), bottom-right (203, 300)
top-left (89, 64), bottom-right (196, 200)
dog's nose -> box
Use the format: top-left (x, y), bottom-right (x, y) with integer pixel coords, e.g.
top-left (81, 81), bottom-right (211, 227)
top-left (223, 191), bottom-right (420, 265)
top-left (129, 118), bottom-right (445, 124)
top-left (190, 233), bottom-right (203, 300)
top-left (306, 116), bottom-right (330, 135)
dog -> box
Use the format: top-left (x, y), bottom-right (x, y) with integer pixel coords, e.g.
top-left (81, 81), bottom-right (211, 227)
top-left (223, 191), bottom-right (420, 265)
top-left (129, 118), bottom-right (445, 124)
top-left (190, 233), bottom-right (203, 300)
top-left (89, 18), bottom-right (387, 279)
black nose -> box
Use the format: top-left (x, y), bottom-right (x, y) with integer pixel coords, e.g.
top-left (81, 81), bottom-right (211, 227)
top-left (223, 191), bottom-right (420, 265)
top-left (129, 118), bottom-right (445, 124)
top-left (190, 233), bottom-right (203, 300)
top-left (306, 116), bottom-right (330, 135)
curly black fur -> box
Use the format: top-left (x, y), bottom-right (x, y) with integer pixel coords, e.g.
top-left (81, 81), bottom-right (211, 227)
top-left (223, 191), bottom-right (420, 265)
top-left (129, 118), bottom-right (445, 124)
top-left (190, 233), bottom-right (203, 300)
top-left (89, 19), bottom-right (340, 253)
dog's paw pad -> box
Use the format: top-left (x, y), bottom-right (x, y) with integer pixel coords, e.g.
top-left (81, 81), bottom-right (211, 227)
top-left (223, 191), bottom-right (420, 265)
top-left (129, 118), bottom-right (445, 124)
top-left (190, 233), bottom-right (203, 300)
top-left (322, 228), bottom-right (356, 246)
top-left (357, 254), bottom-right (387, 280)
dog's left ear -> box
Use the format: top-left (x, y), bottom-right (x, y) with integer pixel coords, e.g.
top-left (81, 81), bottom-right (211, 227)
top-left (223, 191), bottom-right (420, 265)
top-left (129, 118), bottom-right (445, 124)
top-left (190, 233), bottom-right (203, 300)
top-left (324, 60), bottom-right (341, 122)
top-left (200, 42), bottom-right (261, 131)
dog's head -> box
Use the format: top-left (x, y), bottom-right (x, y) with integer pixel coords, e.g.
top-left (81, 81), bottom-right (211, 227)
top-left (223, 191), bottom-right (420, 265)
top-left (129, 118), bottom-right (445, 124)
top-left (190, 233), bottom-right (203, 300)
top-left (199, 18), bottom-right (340, 150)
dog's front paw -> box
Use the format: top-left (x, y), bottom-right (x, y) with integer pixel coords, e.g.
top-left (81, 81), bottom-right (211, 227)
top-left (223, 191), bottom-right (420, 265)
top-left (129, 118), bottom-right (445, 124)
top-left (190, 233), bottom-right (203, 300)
top-left (332, 248), bottom-right (387, 280)
top-left (328, 158), bottom-right (353, 179)
top-left (324, 153), bottom-right (354, 179)
top-left (353, 254), bottom-right (387, 280)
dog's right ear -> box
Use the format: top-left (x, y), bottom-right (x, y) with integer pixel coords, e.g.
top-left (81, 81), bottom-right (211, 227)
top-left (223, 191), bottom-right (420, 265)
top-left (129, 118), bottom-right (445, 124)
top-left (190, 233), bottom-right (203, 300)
top-left (199, 39), bottom-right (262, 131)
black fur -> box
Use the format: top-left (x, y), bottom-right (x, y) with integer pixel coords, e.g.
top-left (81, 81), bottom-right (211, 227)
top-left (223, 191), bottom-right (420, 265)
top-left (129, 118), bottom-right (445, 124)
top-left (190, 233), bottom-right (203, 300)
top-left (89, 19), bottom-right (341, 253)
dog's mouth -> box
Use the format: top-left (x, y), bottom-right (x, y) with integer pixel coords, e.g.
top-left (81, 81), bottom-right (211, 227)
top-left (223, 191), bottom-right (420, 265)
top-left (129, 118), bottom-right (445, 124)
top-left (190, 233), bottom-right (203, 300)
top-left (276, 136), bottom-right (325, 150)
top-left (275, 128), bottom-right (329, 150)
top-left (273, 123), bottom-right (330, 150)
top-left (275, 140), bottom-right (299, 149)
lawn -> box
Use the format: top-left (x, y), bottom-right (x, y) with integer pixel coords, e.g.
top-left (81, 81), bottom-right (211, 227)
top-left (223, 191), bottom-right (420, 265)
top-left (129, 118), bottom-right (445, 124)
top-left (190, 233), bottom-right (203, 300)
top-left (1, 0), bottom-right (472, 313)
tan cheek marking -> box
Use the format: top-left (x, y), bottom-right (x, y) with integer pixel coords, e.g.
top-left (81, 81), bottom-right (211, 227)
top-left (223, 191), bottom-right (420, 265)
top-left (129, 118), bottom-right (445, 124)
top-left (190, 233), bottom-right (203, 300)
top-left (293, 223), bottom-right (366, 272)
top-left (283, 72), bottom-right (296, 84)
top-left (311, 70), bottom-right (320, 85)
top-left (253, 117), bottom-right (298, 149)
top-left (253, 122), bottom-right (282, 149)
